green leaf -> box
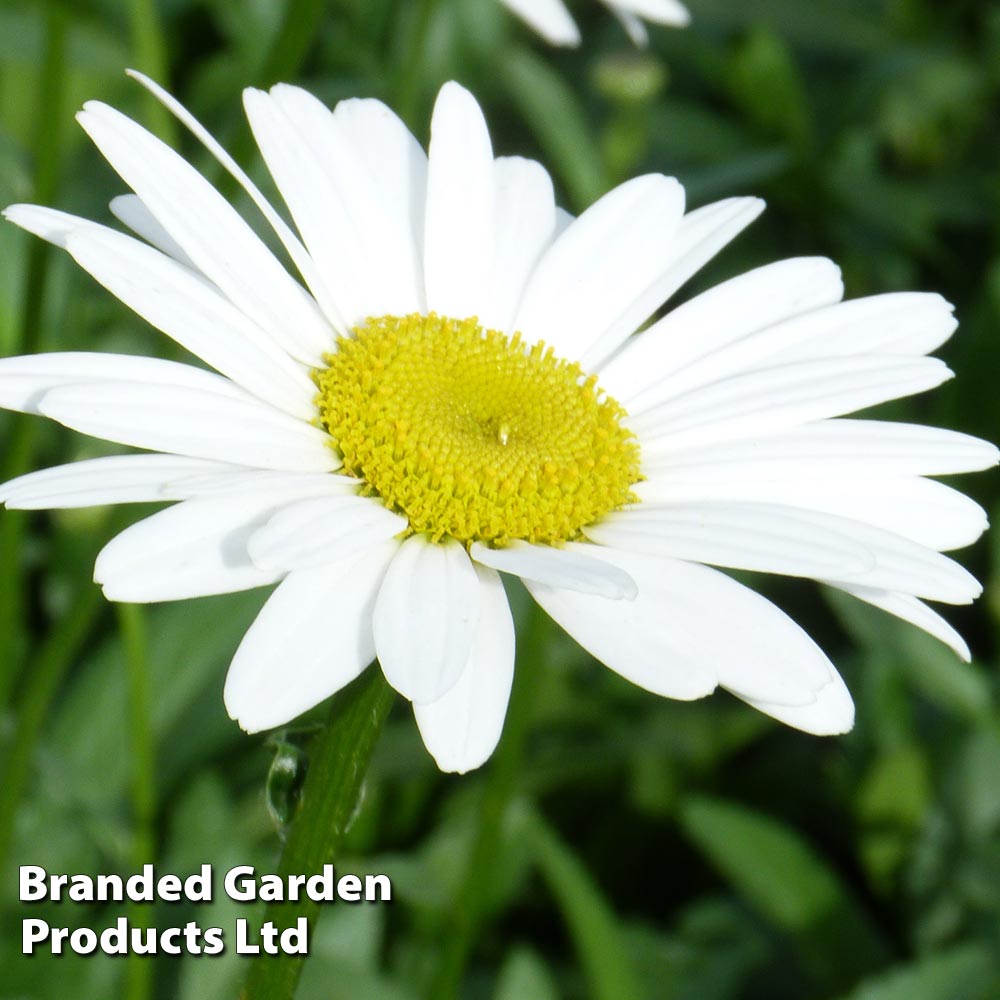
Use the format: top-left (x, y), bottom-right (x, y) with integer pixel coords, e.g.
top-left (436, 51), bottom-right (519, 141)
top-left (625, 900), bottom-right (770, 1000)
top-left (527, 808), bottom-right (642, 1000)
top-left (827, 589), bottom-right (992, 722)
top-left (953, 727), bottom-right (1000, 838)
top-left (833, 944), bottom-right (998, 1000)
top-left (503, 47), bottom-right (608, 209)
top-left (856, 744), bottom-right (931, 890)
top-left (726, 26), bottom-right (810, 147)
top-left (690, 0), bottom-right (889, 54)
top-left (495, 947), bottom-right (562, 1000)
top-left (47, 590), bottom-right (265, 809)
top-left (679, 795), bottom-right (887, 989)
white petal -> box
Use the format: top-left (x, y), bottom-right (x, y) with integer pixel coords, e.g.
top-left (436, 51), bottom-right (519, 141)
top-left (513, 174), bottom-right (685, 363)
top-left (640, 419), bottom-right (1000, 479)
top-left (587, 502), bottom-right (981, 604)
top-left (764, 293), bottom-right (957, 364)
top-left (584, 197), bottom-right (766, 371)
top-left (126, 69), bottom-right (346, 329)
top-left (479, 156), bottom-right (557, 333)
top-left (331, 95), bottom-right (428, 281)
top-left (0, 351), bottom-right (246, 415)
top-left (530, 543), bottom-right (846, 708)
top-left (736, 669), bottom-right (854, 736)
top-left (424, 82), bottom-right (495, 319)
top-left (77, 101), bottom-right (334, 364)
top-left (244, 85), bottom-right (424, 325)
top-left (634, 475), bottom-right (988, 552)
top-left (587, 503), bottom-right (877, 580)
top-left (94, 492), bottom-right (312, 601)
top-left (164, 469), bottom-right (354, 499)
top-left (7, 200), bottom-right (200, 283)
top-left (224, 541), bottom-right (399, 733)
top-left (273, 85), bottom-right (425, 315)
top-left (247, 494), bottom-right (406, 572)
top-left (413, 565), bottom-right (515, 773)
top-left (497, 0), bottom-right (581, 46)
top-left (64, 227), bottom-right (317, 419)
top-left (470, 539), bottom-right (637, 598)
top-left (606, 0), bottom-right (690, 26)
top-left (524, 544), bottom-right (717, 700)
top-left (4, 203), bottom-right (106, 248)
top-left (626, 291), bottom-right (955, 410)
top-left (599, 257), bottom-right (845, 405)
top-left (36, 380), bottom-right (337, 472)
top-left (0, 454), bottom-right (237, 509)
top-left (632, 356), bottom-right (953, 453)
top-left (611, 8), bottom-right (648, 45)
top-left (830, 583), bottom-right (971, 662)
top-left (373, 535), bottom-right (480, 704)
top-left (108, 194), bottom-right (195, 265)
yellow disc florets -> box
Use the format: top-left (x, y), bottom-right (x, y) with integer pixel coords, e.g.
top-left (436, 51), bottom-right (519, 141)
top-left (314, 313), bottom-right (641, 547)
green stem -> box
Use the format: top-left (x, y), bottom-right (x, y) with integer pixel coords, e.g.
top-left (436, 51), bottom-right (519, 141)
top-left (0, 582), bottom-right (105, 895)
top-left (212, 0), bottom-right (330, 198)
top-left (0, 428), bottom-right (36, 712)
top-left (118, 604), bottom-right (155, 1000)
top-left (127, 0), bottom-right (176, 144)
top-left (256, 0), bottom-right (328, 86)
top-left (527, 810), bottom-right (642, 1000)
top-left (0, 1), bottom-right (68, 712)
top-left (242, 667), bottom-right (395, 1000)
top-left (393, 0), bottom-right (438, 126)
top-left (424, 598), bottom-right (546, 999)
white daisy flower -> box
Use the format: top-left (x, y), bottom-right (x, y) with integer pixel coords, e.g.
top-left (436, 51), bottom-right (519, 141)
top-left (1, 75), bottom-right (995, 774)
top-left (497, 0), bottom-right (690, 47)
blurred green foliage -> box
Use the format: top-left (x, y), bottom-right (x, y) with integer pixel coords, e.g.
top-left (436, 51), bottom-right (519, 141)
top-left (2, 0), bottom-right (1000, 998)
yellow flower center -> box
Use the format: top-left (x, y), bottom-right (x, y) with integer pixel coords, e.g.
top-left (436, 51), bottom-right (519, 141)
top-left (314, 313), bottom-right (641, 546)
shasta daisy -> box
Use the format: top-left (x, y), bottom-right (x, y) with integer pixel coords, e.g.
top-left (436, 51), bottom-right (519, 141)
top-left (1, 74), bottom-right (994, 773)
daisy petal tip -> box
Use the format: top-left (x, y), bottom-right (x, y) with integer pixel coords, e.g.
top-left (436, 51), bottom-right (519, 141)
top-left (241, 87), bottom-right (268, 111)
top-left (77, 101), bottom-right (106, 119)
top-left (435, 80), bottom-right (482, 116)
top-left (421, 740), bottom-right (485, 775)
top-left (744, 672), bottom-right (855, 736)
top-left (3, 204), bottom-right (37, 228)
top-left (222, 690), bottom-right (268, 736)
top-left (234, 713), bottom-right (266, 736)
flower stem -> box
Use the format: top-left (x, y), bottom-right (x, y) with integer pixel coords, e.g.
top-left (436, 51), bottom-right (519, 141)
top-left (0, 582), bottom-right (105, 896)
top-left (211, 0), bottom-right (329, 198)
top-left (0, 1), bottom-right (68, 713)
top-left (394, 0), bottom-right (438, 126)
top-left (424, 597), bottom-right (546, 999)
top-left (118, 604), bottom-right (155, 1000)
top-left (128, 0), bottom-right (177, 144)
top-left (242, 666), bottom-right (395, 1000)
top-left (256, 0), bottom-right (327, 85)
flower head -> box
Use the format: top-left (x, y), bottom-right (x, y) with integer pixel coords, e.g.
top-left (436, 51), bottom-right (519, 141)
top-left (498, 0), bottom-right (690, 47)
top-left (1, 75), bottom-right (995, 772)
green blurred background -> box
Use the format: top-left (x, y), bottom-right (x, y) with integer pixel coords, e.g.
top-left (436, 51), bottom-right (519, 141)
top-left (2, 0), bottom-right (1000, 997)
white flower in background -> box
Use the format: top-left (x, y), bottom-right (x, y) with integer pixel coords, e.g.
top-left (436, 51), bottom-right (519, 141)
top-left (498, 0), bottom-right (690, 47)
top-left (1, 75), bottom-right (995, 773)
